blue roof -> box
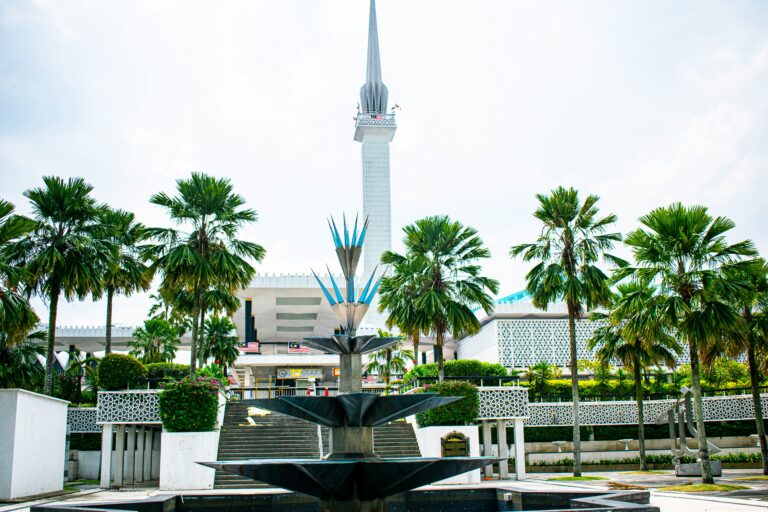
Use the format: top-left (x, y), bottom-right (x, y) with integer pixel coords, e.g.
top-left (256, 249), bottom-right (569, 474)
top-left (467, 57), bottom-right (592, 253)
top-left (494, 290), bottom-right (531, 304)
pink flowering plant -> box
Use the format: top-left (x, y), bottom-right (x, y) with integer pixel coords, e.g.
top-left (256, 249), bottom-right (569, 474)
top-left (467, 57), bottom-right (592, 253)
top-left (158, 376), bottom-right (222, 432)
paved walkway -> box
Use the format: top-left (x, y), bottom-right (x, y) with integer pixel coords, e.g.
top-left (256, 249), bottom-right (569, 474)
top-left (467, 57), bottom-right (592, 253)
top-left (3, 469), bottom-right (767, 512)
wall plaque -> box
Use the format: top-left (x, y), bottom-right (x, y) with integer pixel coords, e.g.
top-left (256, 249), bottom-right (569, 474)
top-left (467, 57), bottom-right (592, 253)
top-left (441, 431), bottom-right (469, 457)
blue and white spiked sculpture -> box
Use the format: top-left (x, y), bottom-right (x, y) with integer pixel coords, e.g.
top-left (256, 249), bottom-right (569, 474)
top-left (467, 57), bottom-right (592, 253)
top-left (302, 215), bottom-right (400, 389)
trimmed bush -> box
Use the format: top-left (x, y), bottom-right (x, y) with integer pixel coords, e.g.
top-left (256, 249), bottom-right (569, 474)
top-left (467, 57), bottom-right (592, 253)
top-left (97, 354), bottom-right (147, 390)
top-left (415, 381), bottom-right (478, 427)
top-left (158, 376), bottom-right (222, 432)
top-left (405, 360), bottom-right (508, 382)
top-left (146, 362), bottom-right (190, 382)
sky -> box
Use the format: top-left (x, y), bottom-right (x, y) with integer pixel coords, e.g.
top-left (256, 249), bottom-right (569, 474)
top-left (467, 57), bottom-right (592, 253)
top-left (1, 0), bottom-right (768, 328)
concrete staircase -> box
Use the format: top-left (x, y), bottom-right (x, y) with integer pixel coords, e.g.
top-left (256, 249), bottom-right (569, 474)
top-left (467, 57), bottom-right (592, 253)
top-left (213, 399), bottom-right (421, 489)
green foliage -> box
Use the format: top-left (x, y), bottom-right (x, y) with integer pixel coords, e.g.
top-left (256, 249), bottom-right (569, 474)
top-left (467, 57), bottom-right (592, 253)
top-left (196, 363), bottom-right (227, 382)
top-left (129, 318), bottom-right (180, 363)
top-left (381, 215), bottom-right (499, 380)
top-left (0, 330), bottom-right (45, 390)
top-left (200, 316), bottom-right (240, 369)
top-left (415, 381), bottom-right (478, 427)
top-left (145, 362), bottom-right (190, 381)
top-left (97, 353), bottom-right (147, 390)
top-left (404, 359), bottom-right (508, 382)
top-left (158, 376), bottom-right (222, 432)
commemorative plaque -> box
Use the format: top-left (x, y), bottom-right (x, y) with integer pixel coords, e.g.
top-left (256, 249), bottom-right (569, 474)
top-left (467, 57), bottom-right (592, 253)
top-left (441, 431), bottom-right (469, 457)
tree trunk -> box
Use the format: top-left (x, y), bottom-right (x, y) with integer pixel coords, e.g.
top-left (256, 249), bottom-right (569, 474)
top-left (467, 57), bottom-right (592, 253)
top-left (412, 331), bottom-right (420, 367)
top-left (105, 287), bottom-right (114, 354)
top-left (689, 339), bottom-right (713, 484)
top-left (44, 284), bottom-right (61, 396)
top-left (189, 288), bottom-right (201, 377)
top-left (567, 306), bottom-right (581, 477)
top-left (435, 331), bottom-right (445, 382)
top-left (198, 303), bottom-right (207, 368)
top-left (747, 345), bottom-right (768, 475)
top-left (634, 361), bottom-right (647, 471)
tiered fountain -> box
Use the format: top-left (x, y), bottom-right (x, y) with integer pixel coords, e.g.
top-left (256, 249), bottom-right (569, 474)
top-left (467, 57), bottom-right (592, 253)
top-left (203, 216), bottom-right (498, 512)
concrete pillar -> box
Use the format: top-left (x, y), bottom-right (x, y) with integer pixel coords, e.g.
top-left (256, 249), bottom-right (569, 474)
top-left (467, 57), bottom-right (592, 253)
top-left (513, 418), bottom-right (526, 480)
top-left (482, 420), bottom-right (493, 478)
top-left (125, 426), bottom-right (136, 485)
top-left (99, 423), bottom-right (114, 488)
top-left (143, 428), bottom-right (154, 481)
top-left (135, 427), bottom-right (145, 483)
top-left (339, 353), bottom-right (362, 394)
top-left (497, 419), bottom-right (509, 479)
top-left (114, 425), bottom-right (126, 487)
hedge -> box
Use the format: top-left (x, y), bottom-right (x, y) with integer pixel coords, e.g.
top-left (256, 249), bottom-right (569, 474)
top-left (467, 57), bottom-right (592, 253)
top-left (146, 362), bottom-right (190, 382)
top-left (415, 381), bottom-right (478, 427)
top-left (404, 360), bottom-right (508, 382)
top-left (97, 354), bottom-right (147, 390)
top-left (158, 376), bottom-right (222, 432)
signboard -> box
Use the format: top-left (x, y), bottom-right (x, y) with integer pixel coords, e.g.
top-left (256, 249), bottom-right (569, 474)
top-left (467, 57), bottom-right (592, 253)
top-left (333, 367), bottom-right (341, 377)
top-left (441, 431), bottom-right (469, 457)
top-left (277, 368), bottom-right (324, 379)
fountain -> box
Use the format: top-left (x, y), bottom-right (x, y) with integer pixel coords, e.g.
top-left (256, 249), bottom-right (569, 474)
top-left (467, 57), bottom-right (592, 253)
top-left (201, 215), bottom-right (498, 511)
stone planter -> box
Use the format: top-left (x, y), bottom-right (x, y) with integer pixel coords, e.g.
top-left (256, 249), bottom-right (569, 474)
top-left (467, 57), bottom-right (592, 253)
top-left (159, 431), bottom-right (219, 490)
top-left (413, 425), bottom-right (481, 484)
top-left (0, 389), bottom-right (69, 499)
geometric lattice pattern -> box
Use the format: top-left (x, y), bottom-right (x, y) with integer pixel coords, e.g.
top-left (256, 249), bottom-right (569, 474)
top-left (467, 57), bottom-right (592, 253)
top-left (496, 318), bottom-right (692, 368)
top-left (477, 387), bottom-right (529, 420)
top-left (96, 391), bottom-right (162, 424)
top-left (67, 407), bottom-right (100, 433)
top-left (525, 393), bottom-right (768, 427)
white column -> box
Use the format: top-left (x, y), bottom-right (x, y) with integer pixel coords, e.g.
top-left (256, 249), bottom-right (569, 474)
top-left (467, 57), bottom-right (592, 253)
top-left (143, 428), bottom-right (154, 481)
top-left (513, 418), bottom-right (526, 480)
top-left (125, 426), bottom-right (136, 485)
top-left (135, 427), bottom-right (145, 483)
top-left (114, 425), bottom-right (125, 487)
top-left (482, 420), bottom-right (493, 478)
top-left (497, 419), bottom-right (509, 479)
top-left (99, 424), bottom-right (113, 488)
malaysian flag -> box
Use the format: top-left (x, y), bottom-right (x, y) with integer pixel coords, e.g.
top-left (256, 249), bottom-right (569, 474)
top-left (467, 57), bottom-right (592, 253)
top-left (288, 342), bottom-right (309, 353)
top-left (238, 341), bottom-right (260, 353)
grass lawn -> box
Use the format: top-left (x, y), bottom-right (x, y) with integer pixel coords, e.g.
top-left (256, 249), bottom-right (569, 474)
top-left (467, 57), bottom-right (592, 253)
top-left (658, 483), bottom-right (750, 492)
top-left (733, 475), bottom-right (768, 481)
top-left (547, 476), bottom-right (609, 481)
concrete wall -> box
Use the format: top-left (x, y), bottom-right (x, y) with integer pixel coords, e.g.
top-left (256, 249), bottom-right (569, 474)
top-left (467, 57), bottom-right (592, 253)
top-left (0, 389), bottom-right (69, 499)
top-left (159, 431), bottom-right (219, 490)
top-left (414, 425), bottom-right (481, 485)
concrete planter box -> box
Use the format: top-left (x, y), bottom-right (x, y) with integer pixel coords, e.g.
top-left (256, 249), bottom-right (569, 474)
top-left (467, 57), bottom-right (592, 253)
top-left (0, 389), bottom-right (69, 499)
top-left (413, 425), bottom-right (481, 484)
top-left (159, 431), bottom-right (219, 490)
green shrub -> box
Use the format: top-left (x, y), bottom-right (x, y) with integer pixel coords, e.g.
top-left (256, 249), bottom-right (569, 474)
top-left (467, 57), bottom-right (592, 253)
top-left (196, 363), bottom-right (227, 382)
top-left (415, 381), bottom-right (478, 427)
top-left (158, 376), bottom-right (222, 432)
top-left (146, 362), bottom-right (190, 382)
top-left (97, 354), bottom-right (147, 390)
top-left (404, 360), bottom-right (508, 382)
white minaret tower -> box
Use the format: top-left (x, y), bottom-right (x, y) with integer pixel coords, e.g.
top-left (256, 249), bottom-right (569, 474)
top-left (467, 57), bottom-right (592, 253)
top-left (354, 0), bottom-right (395, 279)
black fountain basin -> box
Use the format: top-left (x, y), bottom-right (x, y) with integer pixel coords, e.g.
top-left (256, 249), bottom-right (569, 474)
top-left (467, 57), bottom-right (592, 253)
top-left (301, 334), bottom-right (401, 354)
top-left (246, 393), bottom-right (461, 427)
top-left (201, 457), bottom-right (499, 501)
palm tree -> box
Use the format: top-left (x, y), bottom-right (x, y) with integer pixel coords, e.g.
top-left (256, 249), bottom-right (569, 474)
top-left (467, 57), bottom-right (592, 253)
top-left (588, 281), bottom-right (680, 470)
top-left (200, 316), bottom-right (240, 374)
top-left (366, 329), bottom-right (414, 394)
top-left (6, 177), bottom-right (109, 395)
top-left (129, 318), bottom-right (180, 363)
top-left (382, 215), bottom-right (498, 382)
top-left (378, 254), bottom-right (426, 366)
top-left (0, 199), bottom-right (39, 343)
top-left (143, 173), bottom-right (265, 375)
top-left (98, 208), bottom-right (151, 354)
top-left (525, 361), bottom-right (562, 398)
top-left (511, 186), bottom-right (625, 477)
top-left (712, 259), bottom-right (768, 475)
top-left (617, 203), bottom-right (756, 483)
